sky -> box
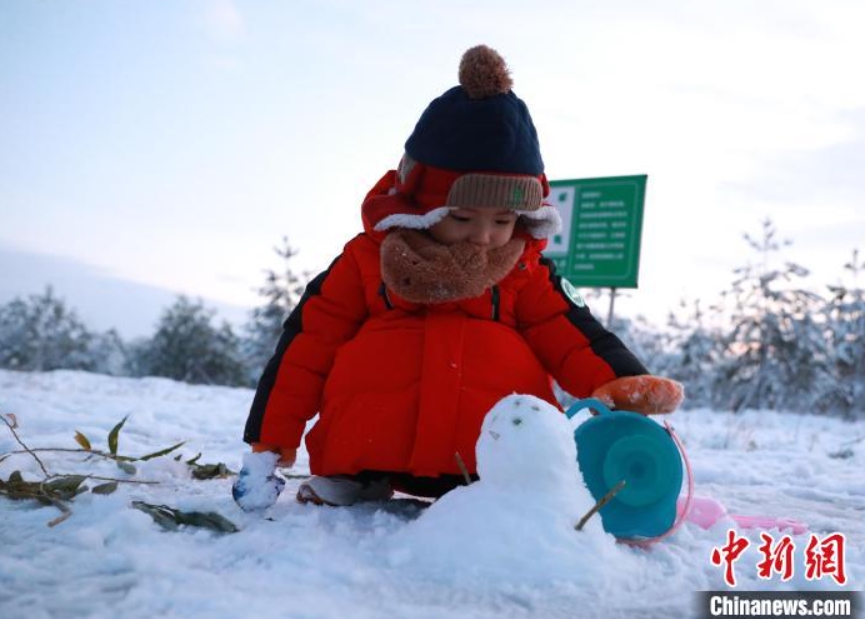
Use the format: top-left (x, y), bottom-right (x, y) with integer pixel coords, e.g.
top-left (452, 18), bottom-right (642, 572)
top-left (1, 0), bottom-right (864, 335)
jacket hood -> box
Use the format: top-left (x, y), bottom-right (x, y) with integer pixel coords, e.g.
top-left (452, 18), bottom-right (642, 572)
top-left (361, 169), bottom-right (557, 252)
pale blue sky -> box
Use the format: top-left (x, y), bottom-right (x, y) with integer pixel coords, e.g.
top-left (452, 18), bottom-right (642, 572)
top-left (2, 0), bottom-right (864, 333)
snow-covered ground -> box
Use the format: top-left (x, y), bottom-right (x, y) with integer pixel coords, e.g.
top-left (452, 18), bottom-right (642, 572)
top-left (1, 369), bottom-right (862, 619)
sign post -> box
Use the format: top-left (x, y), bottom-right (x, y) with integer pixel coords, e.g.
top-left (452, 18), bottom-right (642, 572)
top-left (543, 175), bottom-right (647, 324)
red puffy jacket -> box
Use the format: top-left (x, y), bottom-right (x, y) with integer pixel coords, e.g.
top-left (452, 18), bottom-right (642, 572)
top-left (243, 222), bottom-right (648, 478)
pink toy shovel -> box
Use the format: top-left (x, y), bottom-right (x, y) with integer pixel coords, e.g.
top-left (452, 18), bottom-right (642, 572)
top-left (678, 496), bottom-right (808, 535)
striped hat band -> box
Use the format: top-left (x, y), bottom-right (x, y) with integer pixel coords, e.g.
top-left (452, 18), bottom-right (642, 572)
top-left (446, 173), bottom-right (544, 211)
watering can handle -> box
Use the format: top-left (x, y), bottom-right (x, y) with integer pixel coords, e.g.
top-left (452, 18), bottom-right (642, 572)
top-left (619, 420), bottom-right (695, 548)
top-left (565, 398), bottom-right (614, 419)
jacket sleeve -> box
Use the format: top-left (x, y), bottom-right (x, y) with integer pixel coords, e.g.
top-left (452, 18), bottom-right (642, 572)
top-left (514, 256), bottom-right (648, 398)
top-left (243, 241), bottom-right (369, 449)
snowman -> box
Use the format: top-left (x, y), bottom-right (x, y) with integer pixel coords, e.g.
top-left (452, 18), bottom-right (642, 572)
top-left (390, 394), bottom-right (631, 583)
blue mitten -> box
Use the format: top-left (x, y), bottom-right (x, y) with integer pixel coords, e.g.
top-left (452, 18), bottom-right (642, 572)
top-left (232, 451), bottom-right (286, 512)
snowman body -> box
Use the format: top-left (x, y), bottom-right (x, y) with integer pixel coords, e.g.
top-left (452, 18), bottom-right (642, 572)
top-left (392, 394), bottom-right (624, 582)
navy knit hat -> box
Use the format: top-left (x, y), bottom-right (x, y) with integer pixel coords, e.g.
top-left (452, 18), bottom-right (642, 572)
top-left (405, 46), bottom-right (544, 175)
top-left (361, 46), bottom-right (561, 239)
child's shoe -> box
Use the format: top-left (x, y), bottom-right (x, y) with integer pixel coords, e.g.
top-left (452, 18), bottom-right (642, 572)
top-left (296, 474), bottom-right (393, 506)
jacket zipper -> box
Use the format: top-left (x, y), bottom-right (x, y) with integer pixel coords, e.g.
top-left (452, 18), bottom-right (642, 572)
top-left (378, 282), bottom-right (394, 310)
top-left (491, 285), bottom-right (500, 321)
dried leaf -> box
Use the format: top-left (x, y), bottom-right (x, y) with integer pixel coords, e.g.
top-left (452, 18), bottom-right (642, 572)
top-left (0, 472), bottom-right (84, 504)
top-left (131, 501), bottom-right (180, 531)
top-left (74, 431), bottom-right (92, 451)
top-left (116, 461), bottom-right (137, 475)
top-left (190, 462), bottom-right (234, 480)
top-left (91, 481), bottom-right (119, 495)
top-left (179, 510), bottom-right (238, 533)
top-left (5, 413), bottom-right (18, 429)
top-left (44, 475), bottom-right (87, 500)
top-left (131, 501), bottom-right (238, 534)
top-left (0, 471), bottom-right (44, 500)
top-left (138, 441), bottom-right (185, 462)
top-left (107, 416), bottom-right (128, 456)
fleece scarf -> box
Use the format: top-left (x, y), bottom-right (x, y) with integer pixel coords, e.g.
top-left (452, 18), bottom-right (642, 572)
top-left (380, 229), bottom-right (525, 304)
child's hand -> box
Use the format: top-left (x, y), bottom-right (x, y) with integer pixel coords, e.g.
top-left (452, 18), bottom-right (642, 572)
top-left (231, 451), bottom-right (286, 512)
top-left (591, 375), bottom-right (684, 415)
top-left (252, 442), bottom-right (297, 468)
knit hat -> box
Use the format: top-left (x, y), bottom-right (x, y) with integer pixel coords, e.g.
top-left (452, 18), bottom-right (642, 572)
top-left (362, 45), bottom-right (561, 239)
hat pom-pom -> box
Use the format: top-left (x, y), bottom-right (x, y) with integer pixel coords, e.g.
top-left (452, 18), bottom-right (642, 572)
top-left (458, 45), bottom-right (513, 99)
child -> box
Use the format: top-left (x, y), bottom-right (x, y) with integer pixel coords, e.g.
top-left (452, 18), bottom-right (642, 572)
top-left (233, 45), bottom-right (683, 511)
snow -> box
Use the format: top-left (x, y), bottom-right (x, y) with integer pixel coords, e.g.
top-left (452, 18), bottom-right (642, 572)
top-left (1, 370), bottom-right (863, 619)
top-left (391, 395), bottom-right (625, 585)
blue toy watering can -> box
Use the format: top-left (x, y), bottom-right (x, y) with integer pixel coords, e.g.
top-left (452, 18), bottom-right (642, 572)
top-left (565, 398), bottom-right (685, 541)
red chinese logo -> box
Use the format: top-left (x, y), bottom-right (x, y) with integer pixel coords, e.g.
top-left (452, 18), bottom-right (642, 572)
top-left (711, 529), bottom-right (750, 586)
top-left (756, 533), bottom-right (795, 581)
top-left (804, 533), bottom-right (847, 585)
top-left (711, 531), bottom-right (847, 586)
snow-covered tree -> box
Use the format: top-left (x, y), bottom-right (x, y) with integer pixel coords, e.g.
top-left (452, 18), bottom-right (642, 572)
top-left (712, 220), bottom-right (831, 412)
top-left (86, 329), bottom-right (128, 376)
top-left (662, 299), bottom-right (722, 408)
top-left (0, 287), bottom-right (97, 372)
top-left (608, 313), bottom-right (669, 377)
top-left (243, 237), bottom-right (308, 381)
top-left (823, 249), bottom-right (865, 417)
top-left (129, 296), bottom-right (247, 386)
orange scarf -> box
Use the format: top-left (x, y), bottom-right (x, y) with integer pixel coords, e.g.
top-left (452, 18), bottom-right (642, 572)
top-left (380, 229), bottom-right (525, 304)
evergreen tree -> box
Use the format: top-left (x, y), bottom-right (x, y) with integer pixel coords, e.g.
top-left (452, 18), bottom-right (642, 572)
top-left (0, 287), bottom-right (97, 372)
top-left (712, 220), bottom-right (830, 412)
top-left (130, 296), bottom-right (247, 386)
top-left (87, 329), bottom-right (128, 376)
top-left (663, 299), bottom-right (721, 408)
top-left (824, 249), bottom-right (865, 417)
top-left (608, 313), bottom-right (669, 377)
top-left (243, 237), bottom-right (308, 381)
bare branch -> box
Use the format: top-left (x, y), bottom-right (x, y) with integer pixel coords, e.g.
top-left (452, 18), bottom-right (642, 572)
top-left (46, 501), bottom-right (73, 528)
top-left (2, 447), bottom-right (136, 462)
top-left (454, 452), bottom-right (472, 486)
top-left (53, 473), bottom-right (159, 486)
top-left (1, 413), bottom-right (50, 478)
top-left (33, 478), bottom-right (72, 528)
top-left (575, 480), bottom-right (626, 532)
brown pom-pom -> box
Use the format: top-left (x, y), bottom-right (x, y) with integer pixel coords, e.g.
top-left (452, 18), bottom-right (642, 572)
top-left (458, 45), bottom-right (513, 99)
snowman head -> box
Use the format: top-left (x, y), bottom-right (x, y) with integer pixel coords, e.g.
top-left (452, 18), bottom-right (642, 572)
top-left (476, 394), bottom-right (579, 492)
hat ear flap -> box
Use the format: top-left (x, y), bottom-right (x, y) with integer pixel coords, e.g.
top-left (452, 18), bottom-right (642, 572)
top-left (396, 154), bottom-right (425, 195)
top-left (540, 173), bottom-right (550, 198)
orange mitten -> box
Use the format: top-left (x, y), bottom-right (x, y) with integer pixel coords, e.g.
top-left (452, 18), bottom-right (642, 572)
top-left (591, 375), bottom-right (684, 415)
top-left (252, 442), bottom-right (297, 468)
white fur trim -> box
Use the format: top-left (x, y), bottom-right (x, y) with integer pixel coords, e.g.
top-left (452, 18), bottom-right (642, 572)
top-left (517, 205), bottom-right (562, 239)
top-left (374, 207), bottom-right (451, 232)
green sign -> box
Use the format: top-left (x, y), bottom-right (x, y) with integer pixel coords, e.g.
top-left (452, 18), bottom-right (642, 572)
top-left (543, 175), bottom-right (647, 288)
